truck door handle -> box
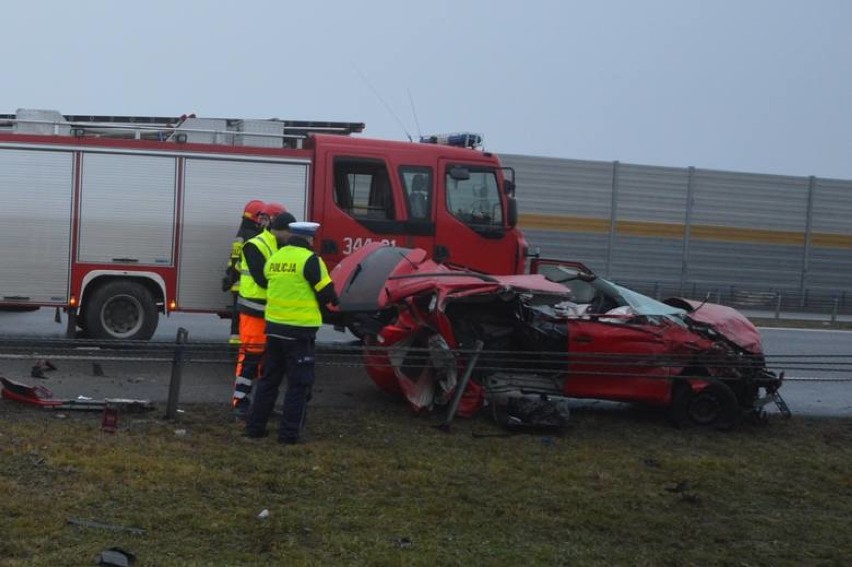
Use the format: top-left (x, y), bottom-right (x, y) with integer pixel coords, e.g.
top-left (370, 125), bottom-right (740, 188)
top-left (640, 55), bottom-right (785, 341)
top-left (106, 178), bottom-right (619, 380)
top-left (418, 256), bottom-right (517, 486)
top-left (574, 335), bottom-right (594, 344)
top-left (321, 239), bottom-right (338, 254)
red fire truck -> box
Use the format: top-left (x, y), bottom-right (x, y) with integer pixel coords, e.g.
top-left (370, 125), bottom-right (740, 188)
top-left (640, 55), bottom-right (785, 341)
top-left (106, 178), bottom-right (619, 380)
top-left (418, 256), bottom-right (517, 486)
top-left (0, 109), bottom-right (527, 340)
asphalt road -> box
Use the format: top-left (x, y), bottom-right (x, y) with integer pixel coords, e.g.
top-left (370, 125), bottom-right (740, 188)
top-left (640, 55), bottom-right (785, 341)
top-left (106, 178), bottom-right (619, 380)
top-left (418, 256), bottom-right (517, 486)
top-left (0, 308), bottom-right (849, 418)
top-left (758, 327), bottom-right (852, 418)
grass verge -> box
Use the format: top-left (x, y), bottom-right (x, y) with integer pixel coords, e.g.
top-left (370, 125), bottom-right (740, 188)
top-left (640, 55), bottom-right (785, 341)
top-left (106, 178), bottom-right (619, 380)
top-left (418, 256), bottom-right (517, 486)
top-left (1, 401), bottom-right (850, 566)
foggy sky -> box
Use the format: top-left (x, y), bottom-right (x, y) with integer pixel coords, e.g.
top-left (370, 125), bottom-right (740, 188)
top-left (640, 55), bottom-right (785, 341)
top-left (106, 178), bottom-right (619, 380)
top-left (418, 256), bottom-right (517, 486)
top-left (3, 0), bottom-right (851, 178)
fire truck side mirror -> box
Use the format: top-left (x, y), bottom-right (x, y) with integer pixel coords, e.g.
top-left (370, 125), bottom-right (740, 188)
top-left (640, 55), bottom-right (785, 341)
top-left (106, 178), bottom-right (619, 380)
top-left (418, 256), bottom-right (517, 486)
top-left (507, 196), bottom-right (518, 228)
top-left (449, 166), bottom-right (470, 181)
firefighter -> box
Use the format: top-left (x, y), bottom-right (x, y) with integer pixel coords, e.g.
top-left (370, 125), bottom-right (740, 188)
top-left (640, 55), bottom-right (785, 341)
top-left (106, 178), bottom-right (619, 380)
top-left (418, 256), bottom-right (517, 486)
top-left (223, 200), bottom-right (267, 345)
top-left (245, 221), bottom-right (338, 444)
top-left (231, 206), bottom-right (296, 420)
top-left (259, 202), bottom-right (286, 229)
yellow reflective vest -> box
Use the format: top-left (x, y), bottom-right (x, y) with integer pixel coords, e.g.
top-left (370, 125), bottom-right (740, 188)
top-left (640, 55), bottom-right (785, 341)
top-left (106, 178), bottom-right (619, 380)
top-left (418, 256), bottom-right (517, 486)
top-left (237, 230), bottom-right (278, 313)
top-left (265, 245), bottom-right (332, 328)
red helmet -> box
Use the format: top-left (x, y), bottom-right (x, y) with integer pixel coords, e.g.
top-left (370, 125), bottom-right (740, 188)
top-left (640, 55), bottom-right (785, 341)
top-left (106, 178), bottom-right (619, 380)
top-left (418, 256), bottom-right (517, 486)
top-left (262, 202), bottom-right (286, 219)
top-left (243, 200), bottom-right (266, 223)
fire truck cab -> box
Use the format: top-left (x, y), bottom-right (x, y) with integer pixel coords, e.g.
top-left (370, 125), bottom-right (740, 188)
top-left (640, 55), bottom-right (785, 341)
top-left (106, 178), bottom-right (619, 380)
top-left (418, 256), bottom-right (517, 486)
top-left (311, 133), bottom-right (525, 273)
top-left (0, 109), bottom-right (526, 340)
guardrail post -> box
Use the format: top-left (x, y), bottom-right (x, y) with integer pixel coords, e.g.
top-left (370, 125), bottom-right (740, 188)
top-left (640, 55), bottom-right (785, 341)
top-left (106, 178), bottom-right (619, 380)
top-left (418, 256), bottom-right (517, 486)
top-left (831, 297), bottom-right (839, 324)
top-left (439, 340), bottom-right (484, 432)
top-left (165, 328), bottom-right (189, 420)
top-left (775, 292), bottom-right (782, 319)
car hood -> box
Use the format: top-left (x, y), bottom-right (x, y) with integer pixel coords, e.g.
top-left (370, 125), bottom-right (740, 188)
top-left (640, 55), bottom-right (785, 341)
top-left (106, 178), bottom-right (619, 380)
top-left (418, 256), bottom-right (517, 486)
top-left (666, 297), bottom-right (763, 353)
top-left (330, 243), bottom-right (568, 312)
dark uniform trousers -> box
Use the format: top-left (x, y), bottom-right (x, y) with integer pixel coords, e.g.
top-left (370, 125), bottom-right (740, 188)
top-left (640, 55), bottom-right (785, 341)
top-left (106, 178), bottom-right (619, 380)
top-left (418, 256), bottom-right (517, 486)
top-left (246, 335), bottom-right (316, 442)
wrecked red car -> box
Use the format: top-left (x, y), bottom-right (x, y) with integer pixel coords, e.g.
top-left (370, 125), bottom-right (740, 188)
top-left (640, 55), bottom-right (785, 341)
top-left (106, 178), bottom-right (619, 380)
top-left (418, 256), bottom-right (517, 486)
top-left (330, 243), bottom-right (788, 429)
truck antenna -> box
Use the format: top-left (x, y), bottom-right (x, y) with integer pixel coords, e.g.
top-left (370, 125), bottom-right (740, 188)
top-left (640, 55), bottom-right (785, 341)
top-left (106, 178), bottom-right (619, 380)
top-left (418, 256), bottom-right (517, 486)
top-left (352, 62), bottom-right (413, 142)
top-left (407, 88), bottom-right (423, 140)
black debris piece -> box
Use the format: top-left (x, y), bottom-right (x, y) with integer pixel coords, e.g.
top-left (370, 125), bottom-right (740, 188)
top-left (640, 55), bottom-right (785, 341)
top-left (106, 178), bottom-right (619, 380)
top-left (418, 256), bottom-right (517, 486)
top-left (392, 537), bottom-right (413, 549)
top-left (96, 547), bottom-right (136, 566)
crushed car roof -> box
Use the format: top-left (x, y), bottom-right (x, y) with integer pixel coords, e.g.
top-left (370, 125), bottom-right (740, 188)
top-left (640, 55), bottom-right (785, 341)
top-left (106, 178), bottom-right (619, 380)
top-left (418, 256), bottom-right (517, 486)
top-left (331, 243), bottom-right (569, 312)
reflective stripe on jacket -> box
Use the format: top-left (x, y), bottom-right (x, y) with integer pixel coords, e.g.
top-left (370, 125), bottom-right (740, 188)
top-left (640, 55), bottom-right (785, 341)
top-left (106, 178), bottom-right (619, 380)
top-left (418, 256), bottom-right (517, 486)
top-left (264, 245), bottom-right (332, 328)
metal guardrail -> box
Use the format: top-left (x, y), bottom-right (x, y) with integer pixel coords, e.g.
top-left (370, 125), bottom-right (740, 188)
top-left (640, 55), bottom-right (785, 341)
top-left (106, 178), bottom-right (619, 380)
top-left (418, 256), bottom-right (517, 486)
top-left (1, 331), bottom-right (850, 381)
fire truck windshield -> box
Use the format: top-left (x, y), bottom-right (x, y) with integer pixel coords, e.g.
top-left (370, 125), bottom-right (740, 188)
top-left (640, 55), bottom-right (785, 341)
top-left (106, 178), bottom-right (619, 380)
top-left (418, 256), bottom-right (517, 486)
top-left (445, 167), bottom-right (504, 228)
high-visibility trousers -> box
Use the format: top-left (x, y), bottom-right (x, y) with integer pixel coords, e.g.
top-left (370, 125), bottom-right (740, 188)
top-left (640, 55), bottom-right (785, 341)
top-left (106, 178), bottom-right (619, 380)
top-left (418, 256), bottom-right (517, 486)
top-left (232, 312), bottom-right (266, 407)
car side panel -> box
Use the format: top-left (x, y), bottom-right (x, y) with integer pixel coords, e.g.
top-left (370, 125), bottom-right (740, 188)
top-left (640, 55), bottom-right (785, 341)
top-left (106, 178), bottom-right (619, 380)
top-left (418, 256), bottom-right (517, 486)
top-left (564, 318), bottom-right (675, 405)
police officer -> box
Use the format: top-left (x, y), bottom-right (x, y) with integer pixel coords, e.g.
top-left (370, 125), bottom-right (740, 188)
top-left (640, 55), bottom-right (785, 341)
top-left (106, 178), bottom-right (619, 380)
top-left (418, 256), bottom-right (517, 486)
top-left (231, 207), bottom-right (296, 419)
top-left (245, 221), bottom-right (338, 444)
top-left (224, 200), bottom-right (266, 345)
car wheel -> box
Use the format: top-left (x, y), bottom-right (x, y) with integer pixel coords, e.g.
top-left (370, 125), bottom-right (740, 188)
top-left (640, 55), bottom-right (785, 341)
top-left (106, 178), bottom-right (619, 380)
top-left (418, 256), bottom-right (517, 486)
top-left (686, 380), bottom-right (739, 430)
top-left (83, 280), bottom-right (158, 340)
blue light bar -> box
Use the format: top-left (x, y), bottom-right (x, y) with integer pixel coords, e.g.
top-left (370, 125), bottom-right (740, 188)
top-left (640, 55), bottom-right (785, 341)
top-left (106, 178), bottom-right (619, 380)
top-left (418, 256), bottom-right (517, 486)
top-left (419, 132), bottom-right (482, 148)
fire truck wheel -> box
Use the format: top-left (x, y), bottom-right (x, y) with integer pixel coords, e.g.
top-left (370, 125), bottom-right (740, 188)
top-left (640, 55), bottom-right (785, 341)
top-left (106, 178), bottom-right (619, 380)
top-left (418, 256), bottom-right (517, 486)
top-left (83, 281), bottom-right (158, 340)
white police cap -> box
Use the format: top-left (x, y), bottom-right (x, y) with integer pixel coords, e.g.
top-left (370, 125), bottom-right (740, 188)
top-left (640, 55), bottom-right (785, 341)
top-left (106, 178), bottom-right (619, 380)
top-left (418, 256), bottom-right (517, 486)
top-left (289, 221), bottom-right (320, 237)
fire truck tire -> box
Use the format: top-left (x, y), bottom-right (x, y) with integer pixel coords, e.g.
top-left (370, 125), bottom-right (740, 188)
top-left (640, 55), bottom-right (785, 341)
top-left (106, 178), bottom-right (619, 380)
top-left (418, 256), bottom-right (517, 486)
top-left (83, 281), bottom-right (158, 340)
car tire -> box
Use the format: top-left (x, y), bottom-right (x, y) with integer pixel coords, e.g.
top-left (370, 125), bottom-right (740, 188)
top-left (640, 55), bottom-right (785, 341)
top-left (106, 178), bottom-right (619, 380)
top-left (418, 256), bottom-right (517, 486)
top-left (83, 280), bottom-right (158, 340)
top-left (685, 379), bottom-right (740, 430)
